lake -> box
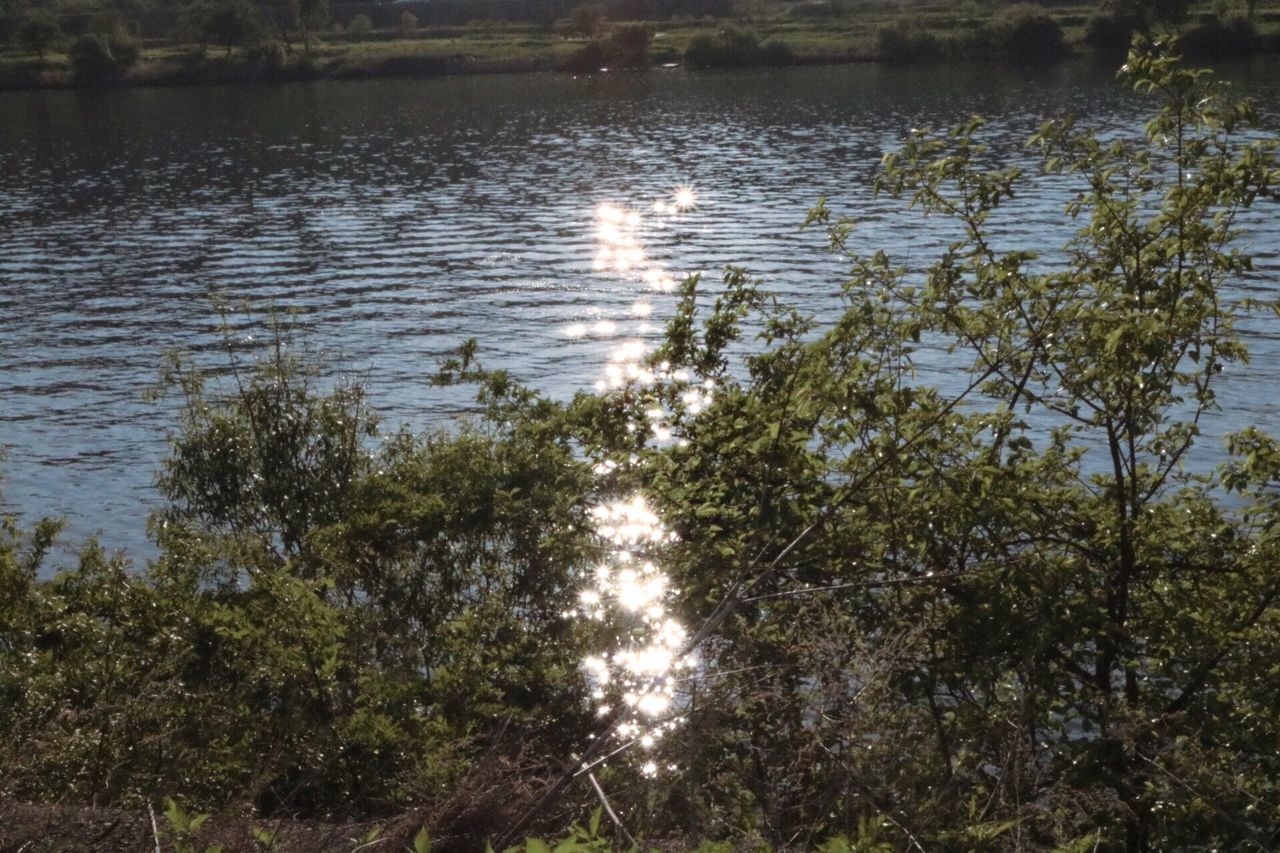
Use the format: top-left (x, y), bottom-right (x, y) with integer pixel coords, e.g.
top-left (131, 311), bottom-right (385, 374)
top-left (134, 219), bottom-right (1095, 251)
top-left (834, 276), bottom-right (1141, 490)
top-left (2, 58), bottom-right (1278, 559)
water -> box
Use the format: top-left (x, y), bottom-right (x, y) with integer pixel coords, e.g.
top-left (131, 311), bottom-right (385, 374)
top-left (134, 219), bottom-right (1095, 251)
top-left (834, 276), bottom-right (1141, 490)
top-left (2, 59), bottom-right (1278, 559)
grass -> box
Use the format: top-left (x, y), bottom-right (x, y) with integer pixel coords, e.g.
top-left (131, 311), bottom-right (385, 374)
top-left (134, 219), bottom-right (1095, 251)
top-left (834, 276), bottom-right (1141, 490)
top-left (2, 0), bottom-right (1279, 89)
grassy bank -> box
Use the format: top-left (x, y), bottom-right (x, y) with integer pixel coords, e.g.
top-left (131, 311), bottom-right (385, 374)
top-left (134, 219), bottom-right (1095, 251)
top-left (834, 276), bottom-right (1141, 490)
top-left (4, 0), bottom-right (1280, 90)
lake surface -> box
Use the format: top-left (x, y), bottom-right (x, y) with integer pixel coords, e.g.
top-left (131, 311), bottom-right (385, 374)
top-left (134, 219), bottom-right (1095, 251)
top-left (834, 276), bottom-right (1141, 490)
top-left (2, 59), bottom-right (1279, 559)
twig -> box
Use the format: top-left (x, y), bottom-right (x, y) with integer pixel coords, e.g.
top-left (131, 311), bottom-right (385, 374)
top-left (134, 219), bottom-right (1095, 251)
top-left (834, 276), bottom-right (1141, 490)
top-left (573, 737), bottom-right (641, 779)
top-left (586, 771), bottom-right (639, 848)
top-left (147, 803), bottom-right (162, 853)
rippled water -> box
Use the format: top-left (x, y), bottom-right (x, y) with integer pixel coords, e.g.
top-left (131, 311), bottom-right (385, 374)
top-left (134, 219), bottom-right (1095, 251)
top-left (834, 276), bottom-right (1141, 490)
top-left (2, 59), bottom-right (1278, 558)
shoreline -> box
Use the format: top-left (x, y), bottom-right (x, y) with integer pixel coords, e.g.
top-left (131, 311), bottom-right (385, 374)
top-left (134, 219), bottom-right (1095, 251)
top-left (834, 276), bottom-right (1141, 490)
top-left (0, 46), bottom-right (1252, 94)
top-left (5, 9), bottom-right (1278, 94)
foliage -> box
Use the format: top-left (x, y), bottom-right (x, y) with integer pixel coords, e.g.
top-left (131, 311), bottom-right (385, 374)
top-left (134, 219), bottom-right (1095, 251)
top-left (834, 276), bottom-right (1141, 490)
top-left (194, 0), bottom-right (263, 56)
top-left (982, 3), bottom-right (1067, 62)
top-left (1084, 7), bottom-right (1144, 54)
top-left (875, 17), bottom-right (943, 63)
top-left (683, 27), bottom-right (795, 69)
top-left (15, 10), bottom-right (61, 60)
top-left (347, 12), bottom-right (372, 38)
top-left (3, 41), bottom-right (1280, 853)
top-left (0, 313), bottom-right (596, 835)
top-left (1087, 0), bottom-right (1192, 55)
top-left (67, 29), bottom-right (138, 83)
top-left (616, 39), bottom-right (1276, 849)
top-left (562, 22), bottom-right (653, 70)
top-left (399, 10), bottom-right (418, 34)
top-left (603, 22), bottom-right (652, 67)
top-left (1179, 13), bottom-right (1257, 57)
top-left (296, 0), bottom-right (328, 50)
top-left (566, 2), bottom-right (605, 39)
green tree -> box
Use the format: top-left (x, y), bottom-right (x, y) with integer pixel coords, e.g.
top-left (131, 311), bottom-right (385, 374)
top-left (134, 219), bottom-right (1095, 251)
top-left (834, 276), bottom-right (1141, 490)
top-left (67, 28), bottom-right (139, 83)
top-left (296, 0), bottom-right (326, 51)
top-left (497, 40), bottom-right (1280, 849)
top-left (567, 2), bottom-right (604, 39)
top-left (347, 11), bottom-right (371, 37)
top-left (201, 0), bottom-right (262, 56)
top-left (15, 10), bottom-right (61, 60)
top-left (984, 3), bottom-right (1067, 62)
top-left (604, 22), bottom-right (652, 68)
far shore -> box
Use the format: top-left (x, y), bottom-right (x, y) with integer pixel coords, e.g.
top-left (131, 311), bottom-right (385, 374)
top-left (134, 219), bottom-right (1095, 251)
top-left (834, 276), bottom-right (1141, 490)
top-left (4, 1), bottom-right (1280, 93)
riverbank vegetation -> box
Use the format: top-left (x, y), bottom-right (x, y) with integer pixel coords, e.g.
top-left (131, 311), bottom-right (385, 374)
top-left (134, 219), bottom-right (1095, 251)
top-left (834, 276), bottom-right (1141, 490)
top-left (2, 0), bottom-right (1280, 88)
top-left (2, 43), bottom-right (1279, 850)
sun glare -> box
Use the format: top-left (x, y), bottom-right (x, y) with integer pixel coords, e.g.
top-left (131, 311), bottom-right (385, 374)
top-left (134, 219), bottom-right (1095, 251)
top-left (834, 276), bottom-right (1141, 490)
top-left (565, 186), bottom-right (716, 776)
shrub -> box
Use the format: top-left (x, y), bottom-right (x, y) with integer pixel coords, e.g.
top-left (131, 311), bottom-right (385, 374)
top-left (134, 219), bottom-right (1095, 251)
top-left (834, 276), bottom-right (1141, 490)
top-left (984, 3), bottom-right (1067, 63)
top-left (202, 1), bottom-right (263, 57)
top-left (398, 10), bottom-right (418, 33)
top-left (15, 10), bottom-right (61, 60)
top-left (347, 12), bottom-right (372, 37)
top-left (606, 21), bottom-right (653, 67)
top-left (1086, 0), bottom-right (1191, 54)
top-left (875, 18), bottom-right (942, 63)
top-left (567, 2), bottom-right (605, 38)
top-left (563, 22), bottom-right (653, 71)
top-left (758, 38), bottom-right (795, 65)
top-left (252, 38), bottom-right (287, 69)
top-left (1084, 9), bottom-right (1142, 54)
top-left (1180, 14), bottom-right (1256, 58)
top-left (683, 27), bottom-right (795, 68)
top-left (68, 33), bottom-right (134, 83)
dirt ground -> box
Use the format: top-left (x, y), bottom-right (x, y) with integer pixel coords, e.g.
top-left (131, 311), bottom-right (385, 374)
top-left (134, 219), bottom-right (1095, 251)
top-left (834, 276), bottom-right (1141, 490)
top-left (0, 799), bottom-right (415, 852)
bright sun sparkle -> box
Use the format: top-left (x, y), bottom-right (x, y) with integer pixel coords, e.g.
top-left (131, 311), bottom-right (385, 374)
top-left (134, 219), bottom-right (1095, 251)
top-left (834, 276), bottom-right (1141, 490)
top-left (566, 187), bottom-right (717, 777)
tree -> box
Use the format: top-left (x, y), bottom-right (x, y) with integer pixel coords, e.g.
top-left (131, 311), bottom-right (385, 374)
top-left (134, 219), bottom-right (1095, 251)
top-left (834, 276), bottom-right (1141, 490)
top-left (567, 2), bottom-right (604, 39)
top-left (15, 10), bottom-right (61, 60)
top-left (397, 9), bottom-right (417, 34)
top-left (604, 22), bottom-right (652, 67)
top-left (296, 0), bottom-right (327, 51)
top-left (492, 40), bottom-right (1280, 849)
top-left (346, 12), bottom-right (371, 37)
top-left (201, 0), bottom-right (262, 56)
top-left (984, 3), bottom-right (1067, 62)
top-left (68, 27), bottom-right (139, 83)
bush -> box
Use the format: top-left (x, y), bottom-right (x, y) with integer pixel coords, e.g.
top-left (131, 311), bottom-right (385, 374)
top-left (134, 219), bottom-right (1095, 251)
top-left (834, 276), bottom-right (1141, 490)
top-left (563, 22), bottom-right (653, 71)
top-left (1084, 9), bottom-right (1142, 54)
top-left (1086, 0), bottom-right (1190, 54)
top-left (397, 10), bottom-right (418, 33)
top-left (347, 12), bottom-right (372, 38)
top-left (606, 21), bottom-right (653, 67)
top-left (68, 32), bottom-right (135, 83)
top-left (875, 18), bottom-right (943, 63)
top-left (683, 27), bottom-right (795, 68)
top-left (758, 38), bottom-right (795, 65)
top-left (15, 11), bottom-right (61, 60)
top-left (984, 3), bottom-right (1067, 63)
top-left (561, 38), bottom-right (606, 71)
top-left (1180, 15), bottom-right (1256, 58)
top-left (251, 38), bottom-right (287, 69)
top-left (202, 1), bottom-right (262, 57)
top-left (567, 2), bottom-right (605, 38)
